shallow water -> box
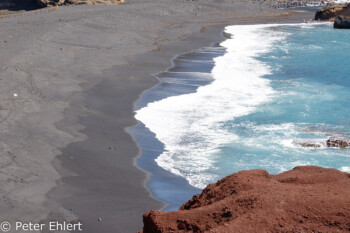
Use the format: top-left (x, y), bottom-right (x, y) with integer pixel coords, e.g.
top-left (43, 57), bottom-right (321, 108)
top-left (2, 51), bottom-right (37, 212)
top-left (132, 22), bottom-right (350, 210)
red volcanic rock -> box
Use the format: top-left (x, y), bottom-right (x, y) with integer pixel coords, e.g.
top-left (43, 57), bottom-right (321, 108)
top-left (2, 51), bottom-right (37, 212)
top-left (142, 166), bottom-right (350, 233)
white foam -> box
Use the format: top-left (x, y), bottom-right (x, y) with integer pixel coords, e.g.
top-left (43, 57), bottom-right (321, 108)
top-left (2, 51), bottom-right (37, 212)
top-left (340, 166), bottom-right (350, 173)
top-left (135, 24), bottom-right (292, 189)
top-left (278, 161), bottom-right (312, 173)
top-left (333, 0), bottom-right (350, 3)
top-left (240, 123), bottom-right (309, 150)
top-left (240, 122), bottom-right (341, 151)
top-left (136, 23), bottom-right (333, 189)
top-left (292, 138), bottom-right (327, 149)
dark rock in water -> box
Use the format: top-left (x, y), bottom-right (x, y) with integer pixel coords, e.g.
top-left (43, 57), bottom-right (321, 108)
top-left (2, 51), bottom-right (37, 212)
top-left (315, 3), bottom-right (350, 21)
top-left (334, 15), bottom-right (350, 28)
top-left (295, 137), bottom-right (350, 149)
top-left (141, 166), bottom-right (350, 233)
top-left (297, 142), bottom-right (321, 148)
top-left (293, 139), bottom-right (324, 148)
top-left (326, 136), bottom-right (350, 148)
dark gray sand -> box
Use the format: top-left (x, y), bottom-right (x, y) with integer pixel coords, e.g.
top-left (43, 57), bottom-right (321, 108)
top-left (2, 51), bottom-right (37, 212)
top-left (0, 1), bottom-right (315, 232)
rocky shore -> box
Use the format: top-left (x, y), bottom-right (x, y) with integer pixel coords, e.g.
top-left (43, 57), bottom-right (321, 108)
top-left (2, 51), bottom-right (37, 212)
top-left (315, 2), bottom-right (350, 20)
top-left (141, 166), bottom-right (350, 233)
top-left (334, 15), bottom-right (350, 28)
top-left (315, 3), bottom-right (350, 28)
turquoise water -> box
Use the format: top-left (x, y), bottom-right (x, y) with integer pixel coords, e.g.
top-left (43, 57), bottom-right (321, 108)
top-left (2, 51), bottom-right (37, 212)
top-left (133, 23), bottom-right (350, 210)
top-left (217, 24), bottom-right (350, 178)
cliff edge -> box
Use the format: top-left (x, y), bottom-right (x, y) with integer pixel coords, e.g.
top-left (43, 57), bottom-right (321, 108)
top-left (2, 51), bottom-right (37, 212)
top-left (142, 166), bottom-right (350, 233)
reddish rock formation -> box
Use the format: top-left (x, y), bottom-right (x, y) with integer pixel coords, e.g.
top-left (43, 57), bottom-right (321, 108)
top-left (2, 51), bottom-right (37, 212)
top-left (142, 166), bottom-right (350, 233)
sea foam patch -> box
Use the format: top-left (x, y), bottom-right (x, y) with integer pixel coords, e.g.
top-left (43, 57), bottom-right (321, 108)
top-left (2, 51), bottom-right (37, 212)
top-left (135, 24), bottom-right (286, 189)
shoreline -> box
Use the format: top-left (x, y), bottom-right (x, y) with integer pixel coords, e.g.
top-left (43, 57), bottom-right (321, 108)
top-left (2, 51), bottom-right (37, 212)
top-left (131, 11), bottom-right (319, 214)
top-left (51, 10), bottom-right (316, 232)
top-left (52, 22), bottom-right (230, 233)
top-left (0, 2), bottom-right (316, 232)
top-left (129, 39), bottom-right (227, 211)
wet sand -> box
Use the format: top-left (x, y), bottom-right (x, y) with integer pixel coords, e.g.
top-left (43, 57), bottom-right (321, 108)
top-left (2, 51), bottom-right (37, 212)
top-left (0, 1), bottom-right (315, 232)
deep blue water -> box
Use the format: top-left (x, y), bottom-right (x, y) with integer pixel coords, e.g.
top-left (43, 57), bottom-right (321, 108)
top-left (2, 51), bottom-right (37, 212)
top-left (131, 23), bottom-right (350, 211)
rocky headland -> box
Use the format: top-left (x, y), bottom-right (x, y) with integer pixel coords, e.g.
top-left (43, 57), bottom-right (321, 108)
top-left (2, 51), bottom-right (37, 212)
top-left (141, 166), bottom-right (350, 233)
top-left (334, 15), bottom-right (350, 28)
top-left (315, 2), bottom-right (350, 21)
top-left (315, 2), bottom-right (350, 28)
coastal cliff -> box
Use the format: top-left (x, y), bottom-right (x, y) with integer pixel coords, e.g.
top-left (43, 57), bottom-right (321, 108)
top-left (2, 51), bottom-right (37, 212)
top-left (141, 166), bottom-right (350, 232)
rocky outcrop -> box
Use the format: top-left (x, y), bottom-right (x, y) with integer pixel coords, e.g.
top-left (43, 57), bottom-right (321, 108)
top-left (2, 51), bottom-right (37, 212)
top-left (35, 0), bottom-right (123, 7)
top-left (334, 15), bottom-right (350, 28)
top-left (293, 136), bottom-right (350, 148)
top-left (141, 166), bottom-right (350, 233)
top-left (327, 136), bottom-right (350, 148)
top-left (293, 139), bottom-right (325, 148)
top-left (315, 2), bottom-right (350, 21)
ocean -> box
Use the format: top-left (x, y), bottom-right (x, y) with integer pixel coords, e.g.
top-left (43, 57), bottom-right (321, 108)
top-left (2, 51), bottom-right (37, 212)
top-left (129, 22), bottom-right (350, 211)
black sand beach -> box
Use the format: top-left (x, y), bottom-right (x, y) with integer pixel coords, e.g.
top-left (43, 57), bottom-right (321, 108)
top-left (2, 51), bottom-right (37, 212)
top-left (0, 1), bottom-right (315, 232)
